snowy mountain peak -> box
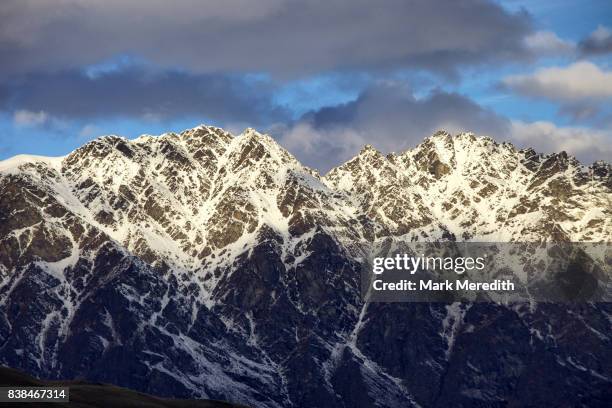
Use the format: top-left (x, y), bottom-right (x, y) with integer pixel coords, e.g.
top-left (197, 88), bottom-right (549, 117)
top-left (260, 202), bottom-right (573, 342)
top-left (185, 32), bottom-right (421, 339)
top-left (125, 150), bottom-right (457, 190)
top-left (229, 127), bottom-right (301, 171)
top-left (359, 144), bottom-right (379, 154)
top-left (430, 129), bottom-right (452, 138)
top-left (0, 154), bottom-right (64, 174)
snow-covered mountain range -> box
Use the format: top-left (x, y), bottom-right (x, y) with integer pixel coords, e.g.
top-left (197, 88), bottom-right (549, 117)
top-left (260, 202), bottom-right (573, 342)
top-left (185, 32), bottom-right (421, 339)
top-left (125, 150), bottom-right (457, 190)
top-left (0, 125), bottom-right (610, 407)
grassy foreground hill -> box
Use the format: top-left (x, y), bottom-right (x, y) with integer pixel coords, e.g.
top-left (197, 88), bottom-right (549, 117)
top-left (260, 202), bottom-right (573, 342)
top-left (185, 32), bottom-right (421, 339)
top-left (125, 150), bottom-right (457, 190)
top-left (0, 366), bottom-right (247, 408)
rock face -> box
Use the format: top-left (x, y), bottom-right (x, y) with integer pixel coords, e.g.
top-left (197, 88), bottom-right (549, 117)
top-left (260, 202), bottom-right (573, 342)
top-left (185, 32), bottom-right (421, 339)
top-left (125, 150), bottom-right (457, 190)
top-left (0, 125), bottom-right (610, 407)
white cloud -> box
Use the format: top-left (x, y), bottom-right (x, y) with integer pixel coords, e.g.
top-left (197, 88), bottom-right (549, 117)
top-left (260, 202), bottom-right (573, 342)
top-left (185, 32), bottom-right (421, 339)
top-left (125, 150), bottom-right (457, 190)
top-left (503, 62), bottom-right (612, 102)
top-left (590, 25), bottom-right (612, 42)
top-left (524, 31), bottom-right (574, 56)
top-left (79, 124), bottom-right (100, 138)
top-left (13, 110), bottom-right (49, 127)
top-left (509, 120), bottom-right (612, 163)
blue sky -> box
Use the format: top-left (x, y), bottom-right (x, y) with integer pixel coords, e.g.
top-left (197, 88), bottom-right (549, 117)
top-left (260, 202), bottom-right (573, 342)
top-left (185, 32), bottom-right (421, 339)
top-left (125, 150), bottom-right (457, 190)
top-left (0, 0), bottom-right (610, 171)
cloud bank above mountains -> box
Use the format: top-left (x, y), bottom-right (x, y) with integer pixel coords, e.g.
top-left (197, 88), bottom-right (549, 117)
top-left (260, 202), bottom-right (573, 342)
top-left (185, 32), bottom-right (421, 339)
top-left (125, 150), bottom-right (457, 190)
top-left (0, 0), bottom-right (532, 77)
top-left (0, 0), bottom-right (610, 170)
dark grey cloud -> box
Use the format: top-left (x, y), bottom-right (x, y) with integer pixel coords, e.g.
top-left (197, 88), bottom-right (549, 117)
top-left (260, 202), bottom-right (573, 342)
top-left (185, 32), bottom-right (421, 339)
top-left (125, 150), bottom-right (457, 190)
top-left (275, 82), bottom-right (511, 171)
top-left (578, 25), bottom-right (612, 55)
top-left (0, 0), bottom-right (532, 78)
top-left (310, 85), bottom-right (510, 141)
top-left (0, 68), bottom-right (288, 126)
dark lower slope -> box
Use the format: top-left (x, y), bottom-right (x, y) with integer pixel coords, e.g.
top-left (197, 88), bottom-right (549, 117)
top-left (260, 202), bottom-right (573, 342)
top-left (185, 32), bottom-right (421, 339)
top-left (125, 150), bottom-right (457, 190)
top-left (0, 366), bottom-right (246, 408)
top-left (1, 227), bottom-right (611, 406)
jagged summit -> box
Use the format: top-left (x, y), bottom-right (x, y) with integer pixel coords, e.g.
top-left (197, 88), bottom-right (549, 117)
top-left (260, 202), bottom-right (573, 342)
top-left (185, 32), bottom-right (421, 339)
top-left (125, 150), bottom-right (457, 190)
top-left (1, 124), bottom-right (610, 245)
top-left (1, 125), bottom-right (605, 176)
top-left (430, 129), bottom-right (452, 138)
top-left (359, 144), bottom-right (379, 154)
